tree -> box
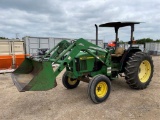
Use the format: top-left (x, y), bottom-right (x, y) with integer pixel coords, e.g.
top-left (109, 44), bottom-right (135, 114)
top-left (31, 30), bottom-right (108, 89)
top-left (136, 38), bottom-right (153, 44)
top-left (119, 40), bottom-right (125, 44)
top-left (156, 39), bottom-right (160, 42)
top-left (0, 37), bottom-right (8, 40)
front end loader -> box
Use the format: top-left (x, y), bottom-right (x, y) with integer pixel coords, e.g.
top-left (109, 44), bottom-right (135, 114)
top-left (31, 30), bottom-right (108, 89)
top-left (12, 22), bottom-right (154, 103)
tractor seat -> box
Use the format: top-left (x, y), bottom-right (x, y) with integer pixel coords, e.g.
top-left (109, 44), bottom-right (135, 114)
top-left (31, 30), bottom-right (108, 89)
top-left (111, 47), bottom-right (124, 57)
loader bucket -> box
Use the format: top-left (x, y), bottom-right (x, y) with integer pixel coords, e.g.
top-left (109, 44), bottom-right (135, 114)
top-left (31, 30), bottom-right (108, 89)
top-left (11, 58), bottom-right (57, 92)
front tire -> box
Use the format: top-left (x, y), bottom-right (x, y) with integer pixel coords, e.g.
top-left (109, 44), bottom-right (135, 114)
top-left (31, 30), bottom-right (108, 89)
top-left (88, 75), bottom-right (111, 104)
top-left (125, 52), bottom-right (154, 89)
top-left (62, 72), bottom-right (80, 89)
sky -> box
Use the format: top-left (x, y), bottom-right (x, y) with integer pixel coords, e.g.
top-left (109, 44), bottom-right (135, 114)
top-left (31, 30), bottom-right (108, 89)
top-left (0, 0), bottom-right (160, 42)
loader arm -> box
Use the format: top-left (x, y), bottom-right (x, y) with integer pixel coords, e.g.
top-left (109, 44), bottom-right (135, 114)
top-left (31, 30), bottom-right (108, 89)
top-left (11, 38), bottom-right (108, 92)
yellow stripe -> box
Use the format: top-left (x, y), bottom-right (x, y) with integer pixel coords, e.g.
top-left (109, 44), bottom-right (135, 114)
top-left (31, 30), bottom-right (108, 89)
top-left (80, 57), bottom-right (94, 60)
top-left (80, 56), bottom-right (105, 60)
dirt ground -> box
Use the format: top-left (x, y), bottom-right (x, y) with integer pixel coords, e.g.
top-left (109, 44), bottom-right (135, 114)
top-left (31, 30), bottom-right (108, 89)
top-left (0, 56), bottom-right (160, 120)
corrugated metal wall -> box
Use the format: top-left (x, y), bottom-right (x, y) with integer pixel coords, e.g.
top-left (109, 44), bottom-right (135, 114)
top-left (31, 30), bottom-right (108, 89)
top-left (145, 42), bottom-right (160, 55)
top-left (120, 44), bottom-right (144, 51)
top-left (0, 41), bottom-right (11, 55)
top-left (23, 36), bottom-right (104, 55)
top-left (12, 41), bottom-right (25, 54)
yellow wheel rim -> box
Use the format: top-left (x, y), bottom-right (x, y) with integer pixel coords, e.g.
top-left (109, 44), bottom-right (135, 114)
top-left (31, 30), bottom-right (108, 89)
top-left (68, 78), bottom-right (77, 85)
top-left (95, 81), bottom-right (108, 98)
top-left (138, 60), bottom-right (151, 83)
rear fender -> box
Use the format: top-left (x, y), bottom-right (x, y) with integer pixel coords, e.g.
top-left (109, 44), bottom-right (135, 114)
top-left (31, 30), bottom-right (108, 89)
top-left (120, 48), bottom-right (141, 72)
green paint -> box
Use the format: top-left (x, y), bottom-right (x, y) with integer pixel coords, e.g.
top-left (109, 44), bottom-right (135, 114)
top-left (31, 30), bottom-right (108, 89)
top-left (12, 38), bottom-right (115, 92)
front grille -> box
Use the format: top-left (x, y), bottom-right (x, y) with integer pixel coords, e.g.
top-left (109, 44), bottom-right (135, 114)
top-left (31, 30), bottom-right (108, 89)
top-left (80, 60), bottom-right (87, 70)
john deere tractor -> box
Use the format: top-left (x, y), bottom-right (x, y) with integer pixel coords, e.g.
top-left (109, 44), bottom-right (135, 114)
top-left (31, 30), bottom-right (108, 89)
top-left (12, 22), bottom-right (154, 103)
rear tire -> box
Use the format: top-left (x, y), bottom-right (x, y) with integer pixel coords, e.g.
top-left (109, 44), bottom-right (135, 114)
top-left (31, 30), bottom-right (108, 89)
top-left (62, 72), bottom-right (80, 89)
top-left (125, 52), bottom-right (154, 89)
top-left (88, 75), bottom-right (111, 104)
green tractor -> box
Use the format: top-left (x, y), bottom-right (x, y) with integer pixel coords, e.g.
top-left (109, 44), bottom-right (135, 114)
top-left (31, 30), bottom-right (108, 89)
top-left (11, 22), bottom-right (154, 103)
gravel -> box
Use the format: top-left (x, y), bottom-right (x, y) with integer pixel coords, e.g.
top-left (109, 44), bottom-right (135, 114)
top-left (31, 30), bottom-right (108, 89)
top-left (0, 56), bottom-right (160, 120)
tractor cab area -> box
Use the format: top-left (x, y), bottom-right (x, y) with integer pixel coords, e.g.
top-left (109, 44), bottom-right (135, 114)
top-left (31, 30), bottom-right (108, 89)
top-left (99, 21), bottom-right (140, 53)
top-left (97, 22), bottom-right (141, 77)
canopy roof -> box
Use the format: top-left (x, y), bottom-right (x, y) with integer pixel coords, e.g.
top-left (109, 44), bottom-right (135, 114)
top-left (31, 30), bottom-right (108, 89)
top-left (99, 22), bottom-right (141, 28)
